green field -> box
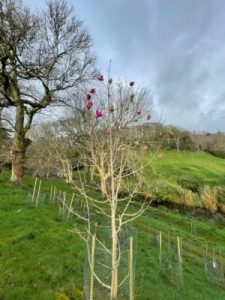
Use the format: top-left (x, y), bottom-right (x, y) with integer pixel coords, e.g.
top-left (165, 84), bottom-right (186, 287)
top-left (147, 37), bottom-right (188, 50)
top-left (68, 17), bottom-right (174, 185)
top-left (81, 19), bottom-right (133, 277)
top-left (146, 150), bottom-right (225, 186)
top-left (143, 151), bottom-right (225, 209)
top-left (1, 151), bottom-right (225, 299)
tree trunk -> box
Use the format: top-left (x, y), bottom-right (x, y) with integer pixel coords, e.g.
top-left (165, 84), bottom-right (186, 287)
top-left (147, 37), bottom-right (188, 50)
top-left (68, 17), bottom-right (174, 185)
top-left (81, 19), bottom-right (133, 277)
top-left (110, 210), bottom-right (118, 300)
top-left (175, 139), bottom-right (180, 152)
top-left (65, 160), bottom-right (73, 184)
top-left (10, 104), bottom-right (28, 185)
top-left (99, 153), bottom-right (108, 198)
top-left (100, 175), bottom-right (107, 198)
top-left (10, 144), bottom-right (26, 185)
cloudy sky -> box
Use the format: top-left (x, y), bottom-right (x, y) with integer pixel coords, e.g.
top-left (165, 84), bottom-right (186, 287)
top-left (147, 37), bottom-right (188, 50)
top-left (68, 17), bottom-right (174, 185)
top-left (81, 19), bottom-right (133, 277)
top-left (25, 0), bottom-right (225, 132)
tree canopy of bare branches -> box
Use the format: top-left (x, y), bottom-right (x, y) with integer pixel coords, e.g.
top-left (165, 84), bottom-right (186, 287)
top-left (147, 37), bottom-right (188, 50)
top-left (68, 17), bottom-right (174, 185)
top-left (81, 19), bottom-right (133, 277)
top-left (0, 0), bottom-right (96, 184)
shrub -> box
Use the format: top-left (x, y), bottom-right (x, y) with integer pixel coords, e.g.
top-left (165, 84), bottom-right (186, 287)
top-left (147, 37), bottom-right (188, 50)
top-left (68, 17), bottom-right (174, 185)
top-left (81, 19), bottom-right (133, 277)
top-left (151, 182), bottom-right (184, 204)
top-left (216, 186), bottom-right (225, 204)
top-left (206, 149), bottom-right (225, 159)
top-left (216, 186), bottom-right (225, 213)
top-left (54, 292), bottom-right (70, 300)
top-left (178, 176), bottom-right (203, 193)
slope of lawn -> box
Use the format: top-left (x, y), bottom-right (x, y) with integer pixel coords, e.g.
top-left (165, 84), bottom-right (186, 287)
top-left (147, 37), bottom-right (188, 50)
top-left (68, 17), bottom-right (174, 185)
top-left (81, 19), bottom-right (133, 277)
top-left (145, 150), bottom-right (225, 186)
top-left (142, 150), bottom-right (225, 207)
top-left (1, 162), bottom-right (225, 299)
top-left (0, 173), bottom-right (84, 300)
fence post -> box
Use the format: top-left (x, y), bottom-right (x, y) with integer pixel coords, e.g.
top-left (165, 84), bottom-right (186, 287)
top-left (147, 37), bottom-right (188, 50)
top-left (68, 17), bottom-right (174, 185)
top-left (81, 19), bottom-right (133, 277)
top-left (67, 193), bottom-right (75, 221)
top-left (31, 177), bottom-right (37, 203)
top-left (177, 236), bottom-right (182, 263)
top-left (90, 234), bottom-right (96, 300)
top-left (58, 190), bottom-right (62, 202)
top-left (177, 236), bottom-right (183, 285)
top-left (36, 180), bottom-right (42, 207)
top-left (159, 231), bottom-right (162, 268)
top-left (63, 192), bottom-right (66, 209)
top-left (52, 187), bottom-right (56, 203)
top-left (129, 236), bottom-right (134, 300)
top-left (50, 186), bottom-right (53, 202)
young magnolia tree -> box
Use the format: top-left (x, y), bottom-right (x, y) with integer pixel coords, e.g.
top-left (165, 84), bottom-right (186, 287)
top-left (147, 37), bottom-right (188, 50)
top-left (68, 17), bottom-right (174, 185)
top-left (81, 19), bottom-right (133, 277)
top-left (0, 0), bottom-right (96, 184)
top-left (68, 72), bottom-right (152, 299)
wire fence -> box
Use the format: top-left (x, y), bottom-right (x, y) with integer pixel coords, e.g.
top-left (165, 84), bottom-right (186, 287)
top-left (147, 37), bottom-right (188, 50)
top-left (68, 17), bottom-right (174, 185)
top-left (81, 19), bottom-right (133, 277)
top-left (26, 178), bottom-right (225, 298)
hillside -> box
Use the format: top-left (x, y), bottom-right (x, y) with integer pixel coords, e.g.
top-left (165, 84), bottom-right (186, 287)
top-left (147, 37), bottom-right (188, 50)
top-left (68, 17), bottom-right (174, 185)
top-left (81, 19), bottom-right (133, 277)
top-left (147, 150), bottom-right (225, 186)
top-left (143, 151), bottom-right (225, 212)
top-left (1, 161), bottom-right (225, 299)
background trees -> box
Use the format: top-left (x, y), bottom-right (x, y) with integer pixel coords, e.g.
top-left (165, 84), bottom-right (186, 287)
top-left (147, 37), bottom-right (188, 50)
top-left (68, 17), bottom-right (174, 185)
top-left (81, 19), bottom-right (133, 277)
top-left (26, 120), bottom-right (82, 182)
top-left (0, 0), bottom-right (96, 184)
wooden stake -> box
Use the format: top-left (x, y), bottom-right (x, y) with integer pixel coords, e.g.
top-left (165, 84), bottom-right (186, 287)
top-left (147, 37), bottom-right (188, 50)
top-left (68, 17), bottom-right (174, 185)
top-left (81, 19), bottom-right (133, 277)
top-left (50, 186), bottom-right (53, 202)
top-left (177, 236), bottom-right (182, 263)
top-left (90, 234), bottom-right (96, 300)
top-left (177, 236), bottom-right (183, 285)
top-left (167, 231), bottom-right (171, 254)
top-left (36, 180), bottom-right (42, 207)
top-left (58, 190), bottom-right (62, 202)
top-left (63, 192), bottom-right (66, 209)
top-left (159, 231), bottom-right (162, 268)
top-left (31, 177), bottom-right (37, 203)
top-left (129, 236), bottom-right (134, 300)
top-left (52, 187), bottom-right (56, 202)
top-left (67, 193), bottom-right (75, 221)
top-left (212, 248), bottom-right (217, 269)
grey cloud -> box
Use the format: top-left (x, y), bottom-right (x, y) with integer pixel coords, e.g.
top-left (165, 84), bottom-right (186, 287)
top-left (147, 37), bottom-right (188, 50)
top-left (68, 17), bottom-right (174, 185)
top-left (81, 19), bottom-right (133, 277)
top-left (25, 0), bottom-right (225, 131)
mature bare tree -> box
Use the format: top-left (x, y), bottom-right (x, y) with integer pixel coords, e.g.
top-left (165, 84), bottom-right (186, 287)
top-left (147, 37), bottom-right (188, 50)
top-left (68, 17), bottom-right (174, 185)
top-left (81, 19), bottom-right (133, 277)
top-left (0, 0), bottom-right (96, 184)
top-left (67, 72), bottom-right (152, 299)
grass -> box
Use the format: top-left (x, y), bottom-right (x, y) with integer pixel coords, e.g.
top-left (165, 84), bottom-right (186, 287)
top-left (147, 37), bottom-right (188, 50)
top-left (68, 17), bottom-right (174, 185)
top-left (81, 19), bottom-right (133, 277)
top-left (0, 173), bottom-right (84, 300)
top-left (143, 150), bottom-right (225, 208)
top-left (1, 150), bottom-right (225, 299)
top-left (145, 150), bottom-right (225, 186)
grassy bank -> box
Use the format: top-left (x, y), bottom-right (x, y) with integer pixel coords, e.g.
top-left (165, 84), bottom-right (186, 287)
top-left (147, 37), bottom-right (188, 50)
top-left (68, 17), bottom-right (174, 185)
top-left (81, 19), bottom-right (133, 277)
top-left (147, 150), bottom-right (225, 186)
top-left (143, 151), bottom-right (225, 212)
top-left (1, 169), bottom-right (225, 299)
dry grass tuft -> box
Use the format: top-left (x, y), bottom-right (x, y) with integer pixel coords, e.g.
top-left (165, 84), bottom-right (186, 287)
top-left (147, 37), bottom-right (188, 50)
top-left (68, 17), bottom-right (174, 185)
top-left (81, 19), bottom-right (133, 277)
top-left (201, 186), bottom-right (218, 213)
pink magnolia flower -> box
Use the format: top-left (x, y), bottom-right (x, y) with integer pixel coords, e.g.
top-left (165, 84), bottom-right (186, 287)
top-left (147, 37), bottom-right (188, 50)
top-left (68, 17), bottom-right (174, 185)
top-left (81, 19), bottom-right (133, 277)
top-left (98, 74), bottom-right (104, 81)
top-left (95, 109), bottom-right (103, 118)
top-left (86, 93), bottom-right (91, 100)
top-left (86, 101), bottom-right (93, 110)
top-left (147, 113), bottom-right (151, 120)
top-left (90, 88), bottom-right (96, 94)
top-left (129, 81), bottom-right (135, 87)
